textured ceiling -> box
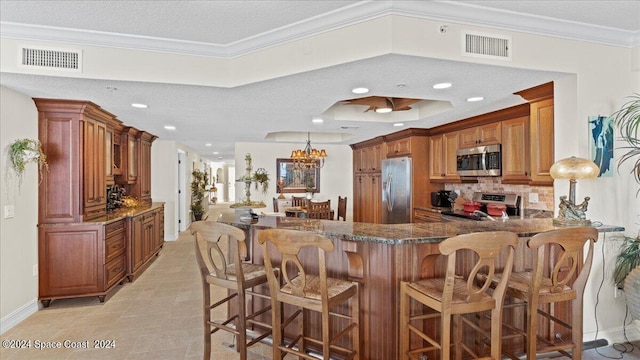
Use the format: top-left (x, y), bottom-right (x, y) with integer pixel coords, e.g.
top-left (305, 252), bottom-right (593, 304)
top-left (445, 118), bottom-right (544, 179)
top-left (0, 1), bottom-right (637, 162)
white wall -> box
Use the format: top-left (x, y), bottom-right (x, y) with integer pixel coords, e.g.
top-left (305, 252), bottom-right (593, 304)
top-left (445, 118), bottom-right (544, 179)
top-left (0, 86), bottom-right (39, 332)
top-left (235, 142), bottom-right (353, 218)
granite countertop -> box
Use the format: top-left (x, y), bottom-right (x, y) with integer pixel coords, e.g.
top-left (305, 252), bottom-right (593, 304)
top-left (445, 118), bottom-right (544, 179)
top-left (217, 212), bottom-right (624, 245)
top-left (39, 203), bottom-right (165, 227)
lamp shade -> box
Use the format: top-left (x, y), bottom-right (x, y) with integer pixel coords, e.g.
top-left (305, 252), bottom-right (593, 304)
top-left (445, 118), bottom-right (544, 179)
top-left (550, 156), bottom-right (599, 180)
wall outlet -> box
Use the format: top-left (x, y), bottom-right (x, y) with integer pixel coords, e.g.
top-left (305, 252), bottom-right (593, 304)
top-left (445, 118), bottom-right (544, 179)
top-left (32, 264), bottom-right (38, 277)
top-left (4, 205), bottom-right (15, 219)
top-left (528, 193), bottom-right (539, 203)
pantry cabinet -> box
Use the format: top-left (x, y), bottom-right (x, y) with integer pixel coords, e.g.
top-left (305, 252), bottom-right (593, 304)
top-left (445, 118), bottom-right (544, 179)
top-left (354, 173), bottom-right (382, 223)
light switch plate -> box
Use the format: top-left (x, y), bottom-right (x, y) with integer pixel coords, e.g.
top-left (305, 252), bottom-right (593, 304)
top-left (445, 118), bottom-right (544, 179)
top-left (528, 193), bottom-right (539, 203)
top-left (4, 205), bottom-right (15, 219)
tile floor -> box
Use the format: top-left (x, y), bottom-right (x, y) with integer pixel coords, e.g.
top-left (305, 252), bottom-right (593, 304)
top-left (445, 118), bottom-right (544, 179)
top-left (1, 203), bottom-right (638, 359)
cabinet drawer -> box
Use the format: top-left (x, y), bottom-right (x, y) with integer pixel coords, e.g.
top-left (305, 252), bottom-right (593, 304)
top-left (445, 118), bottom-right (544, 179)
top-left (105, 255), bottom-right (126, 288)
top-left (105, 230), bottom-right (126, 262)
top-left (105, 219), bottom-right (126, 237)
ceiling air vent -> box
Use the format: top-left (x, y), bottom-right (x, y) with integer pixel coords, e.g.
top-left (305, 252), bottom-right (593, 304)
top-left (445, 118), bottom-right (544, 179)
top-left (462, 31), bottom-right (511, 61)
top-left (19, 46), bottom-right (82, 72)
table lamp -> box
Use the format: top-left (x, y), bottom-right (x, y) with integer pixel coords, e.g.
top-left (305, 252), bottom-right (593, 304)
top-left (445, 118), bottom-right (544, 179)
top-left (549, 156), bottom-right (599, 226)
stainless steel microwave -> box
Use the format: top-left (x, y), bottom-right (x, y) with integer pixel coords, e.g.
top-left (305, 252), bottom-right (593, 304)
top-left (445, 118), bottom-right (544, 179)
top-left (456, 144), bottom-right (501, 176)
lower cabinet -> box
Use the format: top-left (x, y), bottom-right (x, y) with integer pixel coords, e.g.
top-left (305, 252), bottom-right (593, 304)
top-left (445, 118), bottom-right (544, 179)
top-left (38, 204), bottom-right (164, 306)
top-left (38, 222), bottom-right (127, 307)
top-left (354, 173), bottom-right (381, 223)
top-left (127, 205), bottom-right (164, 282)
top-left (413, 208), bottom-right (443, 223)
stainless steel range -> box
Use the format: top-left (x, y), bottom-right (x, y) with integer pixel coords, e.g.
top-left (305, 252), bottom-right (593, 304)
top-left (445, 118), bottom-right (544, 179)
top-left (442, 192), bottom-right (521, 221)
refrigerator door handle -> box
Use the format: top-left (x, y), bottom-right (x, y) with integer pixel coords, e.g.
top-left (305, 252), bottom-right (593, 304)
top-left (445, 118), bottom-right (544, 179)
top-left (385, 173), bottom-right (394, 212)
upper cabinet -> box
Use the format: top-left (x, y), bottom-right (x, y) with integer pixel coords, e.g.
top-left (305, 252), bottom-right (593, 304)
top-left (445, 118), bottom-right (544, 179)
top-left (515, 82), bottom-right (554, 186)
top-left (459, 122), bottom-right (502, 148)
top-left (132, 131), bottom-right (157, 205)
top-left (386, 137), bottom-right (412, 157)
top-left (429, 131), bottom-right (460, 182)
top-left (117, 127), bottom-right (139, 185)
top-left (501, 116), bottom-right (531, 183)
top-left (35, 99), bottom-right (117, 223)
top-left (353, 137), bottom-right (384, 173)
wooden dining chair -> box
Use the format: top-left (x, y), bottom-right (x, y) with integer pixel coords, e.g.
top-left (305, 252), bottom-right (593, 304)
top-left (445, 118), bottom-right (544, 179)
top-left (192, 221), bottom-right (277, 360)
top-left (488, 227), bottom-right (598, 360)
top-left (258, 229), bottom-right (360, 360)
top-left (307, 200), bottom-right (332, 220)
top-left (399, 231), bottom-right (519, 360)
top-left (291, 195), bottom-right (307, 208)
top-left (337, 196), bottom-right (347, 221)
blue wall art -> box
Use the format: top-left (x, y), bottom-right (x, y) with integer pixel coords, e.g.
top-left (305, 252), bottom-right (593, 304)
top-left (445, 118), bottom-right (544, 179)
top-left (588, 115), bottom-right (614, 177)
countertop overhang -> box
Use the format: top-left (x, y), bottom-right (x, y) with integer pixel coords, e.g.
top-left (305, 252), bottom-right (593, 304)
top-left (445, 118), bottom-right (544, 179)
top-left (218, 213), bottom-right (624, 245)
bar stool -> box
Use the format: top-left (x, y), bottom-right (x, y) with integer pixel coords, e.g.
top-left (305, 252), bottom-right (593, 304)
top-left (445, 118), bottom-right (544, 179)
top-left (399, 231), bottom-right (518, 360)
top-left (192, 221), bottom-right (277, 360)
top-left (258, 228), bottom-right (360, 360)
top-left (492, 227), bottom-right (598, 360)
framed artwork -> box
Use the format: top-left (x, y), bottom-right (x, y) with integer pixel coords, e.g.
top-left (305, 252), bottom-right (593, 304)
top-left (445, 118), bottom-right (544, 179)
top-left (588, 115), bottom-right (614, 177)
top-left (276, 158), bottom-right (320, 193)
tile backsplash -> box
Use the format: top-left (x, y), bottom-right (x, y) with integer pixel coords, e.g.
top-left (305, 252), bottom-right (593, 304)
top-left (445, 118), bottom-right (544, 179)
top-left (445, 178), bottom-right (554, 211)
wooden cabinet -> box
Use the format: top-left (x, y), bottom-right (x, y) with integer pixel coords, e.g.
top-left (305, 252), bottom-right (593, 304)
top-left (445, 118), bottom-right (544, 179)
top-left (459, 122), bottom-right (501, 148)
top-left (413, 208), bottom-right (443, 223)
top-left (131, 132), bottom-right (157, 204)
top-left (127, 205), bottom-right (164, 282)
top-left (105, 118), bottom-right (124, 186)
top-left (529, 98), bottom-right (554, 185)
top-left (38, 221), bottom-right (127, 307)
top-left (353, 138), bottom-right (384, 173)
top-left (82, 115), bottom-right (107, 219)
top-left (354, 173), bottom-right (381, 223)
top-left (429, 131), bottom-right (460, 181)
top-left (502, 116), bottom-right (531, 183)
top-left (117, 127), bottom-right (139, 185)
top-left (515, 82), bottom-right (555, 186)
top-left (386, 137), bottom-right (411, 157)
top-left (35, 99), bottom-right (117, 223)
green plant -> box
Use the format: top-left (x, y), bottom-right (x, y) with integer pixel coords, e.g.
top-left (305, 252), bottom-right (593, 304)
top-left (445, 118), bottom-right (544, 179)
top-left (252, 169), bottom-right (269, 194)
top-left (190, 169), bottom-right (209, 221)
top-left (611, 93), bottom-right (640, 192)
top-left (613, 235), bottom-right (640, 288)
top-left (8, 138), bottom-right (48, 176)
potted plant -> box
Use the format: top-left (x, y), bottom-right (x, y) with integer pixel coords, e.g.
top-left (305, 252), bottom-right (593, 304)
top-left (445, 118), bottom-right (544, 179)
top-left (8, 138), bottom-right (48, 183)
top-left (610, 93), bottom-right (640, 325)
top-left (190, 169), bottom-right (209, 221)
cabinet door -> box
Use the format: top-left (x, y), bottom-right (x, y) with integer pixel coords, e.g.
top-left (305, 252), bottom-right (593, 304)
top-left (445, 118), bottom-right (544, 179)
top-left (478, 122), bottom-right (502, 145)
top-left (142, 215), bottom-right (155, 261)
top-left (386, 137), bottom-right (411, 157)
top-left (459, 127), bottom-right (479, 148)
top-left (139, 140), bottom-right (152, 203)
top-left (502, 116), bottom-right (531, 182)
top-left (443, 131), bottom-right (461, 179)
top-left (353, 148), bottom-right (366, 173)
top-left (369, 174), bottom-right (382, 224)
top-left (353, 174), bottom-right (365, 222)
top-left (39, 224), bottom-right (102, 298)
top-left (83, 117), bottom-right (107, 219)
top-left (106, 130), bottom-right (114, 185)
top-left (429, 135), bottom-right (445, 180)
top-left (130, 214), bottom-right (145, 273)
top-left (530, 99), bottom-right (554, 185)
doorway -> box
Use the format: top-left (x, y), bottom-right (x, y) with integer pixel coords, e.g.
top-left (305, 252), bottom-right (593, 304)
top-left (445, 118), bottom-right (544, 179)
top-left (177, 150), bottom-right (187, 232)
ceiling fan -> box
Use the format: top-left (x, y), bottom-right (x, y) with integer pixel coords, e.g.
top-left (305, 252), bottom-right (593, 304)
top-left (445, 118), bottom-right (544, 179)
top-left (341, 96), bottom-right (423, 113)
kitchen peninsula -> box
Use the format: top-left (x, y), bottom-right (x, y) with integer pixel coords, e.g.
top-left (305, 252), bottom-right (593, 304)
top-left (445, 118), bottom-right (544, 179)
top-left (219, 213), bottom-right (623, 359)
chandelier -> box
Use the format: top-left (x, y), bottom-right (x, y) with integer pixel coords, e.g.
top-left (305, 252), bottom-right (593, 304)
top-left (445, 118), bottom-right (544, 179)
top-left (290, 132), bottom-right (327, 169)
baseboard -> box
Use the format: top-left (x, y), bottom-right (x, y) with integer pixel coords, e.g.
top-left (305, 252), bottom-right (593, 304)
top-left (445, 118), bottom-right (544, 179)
top-left (0, 298), bottom-right (38, 335)
top-left (164, 232), bottom-right (179, 241)
top-left (584, 323), bottom-right (640, 345)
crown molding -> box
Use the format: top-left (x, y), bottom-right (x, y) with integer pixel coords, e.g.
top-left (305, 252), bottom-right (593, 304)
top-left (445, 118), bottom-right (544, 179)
top-left (0, 0), bottom-right (636, 58)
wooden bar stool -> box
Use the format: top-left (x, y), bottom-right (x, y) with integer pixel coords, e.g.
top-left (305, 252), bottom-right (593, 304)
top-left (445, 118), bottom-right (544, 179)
top-left (399, 231), bottom-right (518, 360)
top-left (258, 228), bottom-right (360, 360)
top-left (192, 221), bottom-right (277, 360)
top-left (492, 227), bottom-right (598, 360)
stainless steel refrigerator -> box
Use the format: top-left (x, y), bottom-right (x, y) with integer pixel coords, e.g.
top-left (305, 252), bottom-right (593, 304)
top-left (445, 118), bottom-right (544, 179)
top-left (381, 156), bottom-right (412, 224)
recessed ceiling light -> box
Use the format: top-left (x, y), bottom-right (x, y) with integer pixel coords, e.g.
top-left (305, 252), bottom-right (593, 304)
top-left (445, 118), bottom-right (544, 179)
top-left (466, 97), bottom-right (484, 102)
top-left (375, 107), bottom-right (393, 114)
top-left (131, 103), bottom-right (148, 108)
top-left (213, 151), bottom-right (219, 155)
top-left (205, 143), bottom-right (212, 147)
top-left (164, 125), bottom-right (176, 130)
top-left (433, 82), bottom-right (452, 89)
top-left (217, 157), bottom-right (223, 160)
top-left (393, 123), bottom-right (404, 127)
top-left (352, 87), bottom-right (369, 94)
top-left (312, 118), bottom-right (324, 123)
